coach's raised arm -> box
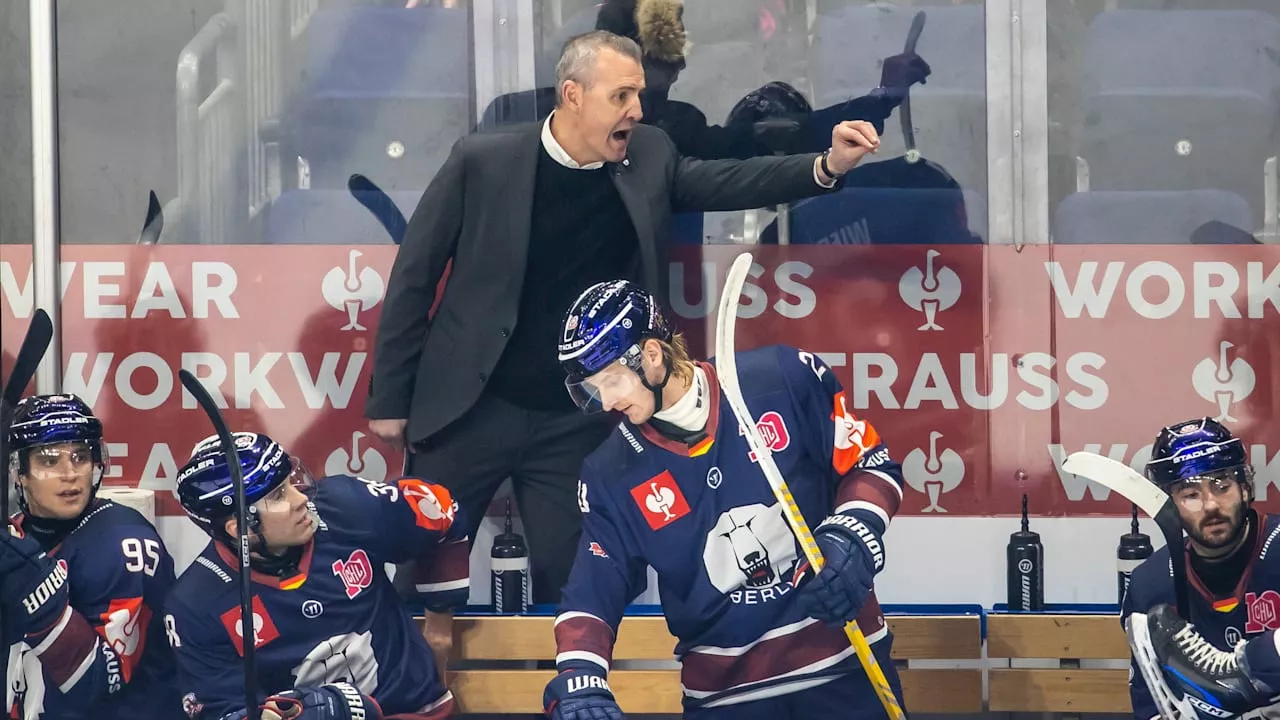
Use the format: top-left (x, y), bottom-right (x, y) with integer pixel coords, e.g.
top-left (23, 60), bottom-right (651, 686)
top-left (364, 28), bottom-right (880, 606)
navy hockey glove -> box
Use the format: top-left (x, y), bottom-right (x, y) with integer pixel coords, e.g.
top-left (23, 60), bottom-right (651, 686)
top-left (796, 514), bottom-right (884, 627)
top-left (228, 684), bottom-right (383, 720)
top-left (543, 665), bottom-right (623, 720)
top-left (0, 526), bottom-right (71, 642)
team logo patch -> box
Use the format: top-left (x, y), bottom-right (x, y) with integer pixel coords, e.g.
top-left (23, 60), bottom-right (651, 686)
top-left (630, 471), bottom-right (691, 530)
top-left (702, 502), bottom-right (800, 604)
top-left (332, 549), bottom-right (375, 599)
top-left (588, 542), bottom-right (609, 558)
top-left (398, 479), bottom-right (456, 532)
top-left (740, 411), bottom-right (791, 463)
top-left (831, 391), bottom-right (881, 473)
top-left (219, 596), bottom-right (280, 656)
top-left (98, 596), bottom-right (149, 682)
top-left (183, 693), bottom-right (205, 719)
top-left (1245, 591), bottom-right (1280, 633)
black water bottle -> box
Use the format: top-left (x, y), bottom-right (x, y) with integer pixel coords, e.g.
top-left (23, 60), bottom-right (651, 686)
top-left (1117, 503), bottom-right (1153, 605)
top-left (490, 499), bottom-right (529, 614)
top-left (1006, 494), bottom-right (1045, 611)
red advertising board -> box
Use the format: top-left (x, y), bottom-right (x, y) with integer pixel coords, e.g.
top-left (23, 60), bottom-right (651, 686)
top-left (2, 244), bottom-right (1277, 517)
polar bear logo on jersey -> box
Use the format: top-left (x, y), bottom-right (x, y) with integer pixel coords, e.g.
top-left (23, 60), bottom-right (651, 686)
top-left (292, 631), bottom-right (379, 693)
top-left (703, 503), bottom-right (799, 593)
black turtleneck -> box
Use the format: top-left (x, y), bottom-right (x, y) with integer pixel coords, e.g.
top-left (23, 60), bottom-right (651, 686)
top-left (1189, 509), bottom-right (1258, 597)
top-left (246, 541), bottom-right (306, 578)
top-left (22, 505), bottom-right (92, 551)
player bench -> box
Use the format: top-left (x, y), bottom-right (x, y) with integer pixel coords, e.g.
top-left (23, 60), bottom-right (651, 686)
top-left (986, 609), bottom-right (1132, 714)
top-left (432, 606), bottom-right (984, 715)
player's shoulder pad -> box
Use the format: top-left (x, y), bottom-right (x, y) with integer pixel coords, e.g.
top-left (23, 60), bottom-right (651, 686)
top-left (63, 500), bottom-right (168, 571)
top-left (1125, 546), bottom-right (1175, 612)
top-left (171, 542), bottom-right (238, 606)
top-left (1258, 513), bottom-right (1280, 554)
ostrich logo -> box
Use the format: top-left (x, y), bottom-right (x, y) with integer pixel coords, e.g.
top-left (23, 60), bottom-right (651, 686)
top-left (898, 249), bottom-right (962, 331)
top-left (1192, 341), bottom-right (1255, 423)
top-left (322, 249), bottom-right (385, 331)
top-left (902, 431), bottom-right (966, 513)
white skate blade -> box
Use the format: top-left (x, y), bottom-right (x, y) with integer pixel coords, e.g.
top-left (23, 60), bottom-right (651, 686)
top-left (1126, 612), bottom-right (1218, 720)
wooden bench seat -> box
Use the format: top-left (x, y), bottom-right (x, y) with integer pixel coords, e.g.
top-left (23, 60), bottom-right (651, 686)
top-left (986, 613), bottom-right (1133, 714)
top-left (434, 613), bottom-right (984, 715)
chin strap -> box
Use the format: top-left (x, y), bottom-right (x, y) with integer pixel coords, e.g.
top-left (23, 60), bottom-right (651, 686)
top-left (640, 354), bottom-right (675, 413)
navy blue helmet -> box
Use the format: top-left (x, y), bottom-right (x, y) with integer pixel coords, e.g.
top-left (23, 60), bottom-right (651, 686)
top-left (558, 280), bottom-right (674, 412)
top-left (1146, 417), bottom-right (1252, 495)
top-left (8, 393), bottom-right (108, 513)
top-left (176, 432), bottom-right (305, 538)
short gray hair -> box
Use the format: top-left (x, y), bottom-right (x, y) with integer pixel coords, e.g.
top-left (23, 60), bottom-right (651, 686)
top-left (555, 30), bottom-right (643, 106)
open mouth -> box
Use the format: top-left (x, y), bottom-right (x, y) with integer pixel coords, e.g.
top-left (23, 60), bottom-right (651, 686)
top-left (611, 128), bottom-right (632, 143)
top-left (743, 557), bottom-right (775, 588)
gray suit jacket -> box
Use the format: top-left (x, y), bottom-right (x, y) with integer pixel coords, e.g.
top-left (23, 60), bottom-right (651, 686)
top-left (367, 121), bottom-right (839, 444)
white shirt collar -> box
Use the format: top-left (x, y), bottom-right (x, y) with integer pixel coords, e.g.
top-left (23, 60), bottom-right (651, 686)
top-left (541, 111), bottom-right (605, 170)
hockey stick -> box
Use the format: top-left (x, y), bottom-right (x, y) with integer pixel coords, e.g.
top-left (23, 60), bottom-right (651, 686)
top-left (177, 369), bottom-right (260, 720)
top-left (348, 173), bottom-right (406, 245)
top-left (714, 253), bottom-right (904, 720)
top-left (137, 190), bottom-right (164, 245)
top-left (1, 309), bottom-right (55, 524)
top-left (1, 308), bottom-right (53, 680)
top-left (1061, 452), bottom-right (1190, 618)
top-left (900, 11), bottom-right (926, 163)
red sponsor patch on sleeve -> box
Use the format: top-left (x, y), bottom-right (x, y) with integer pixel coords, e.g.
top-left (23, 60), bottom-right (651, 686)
top-left (219, 596), bottom-right (279, 656)
top-left (831, 391), bottom-right (881, 474)
top-left (630, 471), bottom-right (691, 530)
top-left (97, 596), bottom-right (150, 682)
top-left (398, 478), bottom-right (457, 532)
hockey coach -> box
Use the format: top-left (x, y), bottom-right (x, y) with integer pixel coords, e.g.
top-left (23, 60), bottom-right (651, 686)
top-left (367, 28), bottom-right (881, 603)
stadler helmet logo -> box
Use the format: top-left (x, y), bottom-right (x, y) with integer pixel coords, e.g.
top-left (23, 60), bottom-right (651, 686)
top-left (322, 249), bottom-right (385, 332)
top-left (899, 249), bottom-right (962, 332)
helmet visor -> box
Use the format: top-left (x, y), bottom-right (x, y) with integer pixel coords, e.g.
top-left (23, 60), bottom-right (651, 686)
top-left (1168, 466), bottom-right (1250, 513)
top-left (565, 365), bottom-right (644, 414)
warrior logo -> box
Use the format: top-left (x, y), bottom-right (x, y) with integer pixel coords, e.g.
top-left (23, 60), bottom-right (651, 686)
top-left (704, 503), bottom-right (799, 602)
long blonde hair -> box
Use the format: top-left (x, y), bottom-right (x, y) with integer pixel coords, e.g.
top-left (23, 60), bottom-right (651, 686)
top-left (653, 332), bottom-right (695, 384)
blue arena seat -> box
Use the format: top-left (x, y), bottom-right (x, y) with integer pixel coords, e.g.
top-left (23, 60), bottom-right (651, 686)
top-left (1052, 190), bottom-right (1255, 245)
top-left (761, 186), bottom-right (986, 246)
top-left (807, 4), bottom-right (989, 208)
top-left (1077, 10), bottom-right (1280, 220)
top-left (285, 7), bottom-right (472, 191)
top-left (264, 188), bottom-right (420, 245)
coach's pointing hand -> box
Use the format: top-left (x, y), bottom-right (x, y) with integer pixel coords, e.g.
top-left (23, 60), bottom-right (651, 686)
top-left (823, 120), bottom-right (881, 178)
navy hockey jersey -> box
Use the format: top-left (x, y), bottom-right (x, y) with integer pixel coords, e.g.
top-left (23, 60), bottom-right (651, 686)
top-left (6, 500), bottom-right (180, 720)
top-left (556, 346), bottom-right (907, 709)
top-left (1123, 512), bottom-right (1280, 719)
top-left (164, 474), bottom-right (469, 720)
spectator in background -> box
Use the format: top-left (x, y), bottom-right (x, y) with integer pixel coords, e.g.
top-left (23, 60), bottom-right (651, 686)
top-left (366, 29), bottom-right (881, 604)
top-left (482, 0), bottom-right (931, 160)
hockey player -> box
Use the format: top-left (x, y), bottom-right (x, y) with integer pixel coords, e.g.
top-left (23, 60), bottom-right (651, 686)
top-left (2, 393), bottom-right (181, 719)
top-left (164, 432), bottom-right (468, 720)
top-left (542, 280), bottom-right (908, 719)
top-left (1121, 417), bottom-right (1280, 720)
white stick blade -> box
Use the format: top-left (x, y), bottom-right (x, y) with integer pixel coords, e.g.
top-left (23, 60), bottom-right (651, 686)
top-left (1061, 451), bottom-right (1168, 519)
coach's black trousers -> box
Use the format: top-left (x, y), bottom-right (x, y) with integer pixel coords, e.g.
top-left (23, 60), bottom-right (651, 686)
top-left (405, 390), bottom-right (615, 605)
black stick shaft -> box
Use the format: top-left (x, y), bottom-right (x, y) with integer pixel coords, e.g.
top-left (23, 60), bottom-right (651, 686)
top-left (177, 369), bottom-right (259, 720)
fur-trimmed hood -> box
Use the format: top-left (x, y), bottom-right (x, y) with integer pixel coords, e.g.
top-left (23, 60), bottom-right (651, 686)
top-left (595, 0), bottom-right (688, 64)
